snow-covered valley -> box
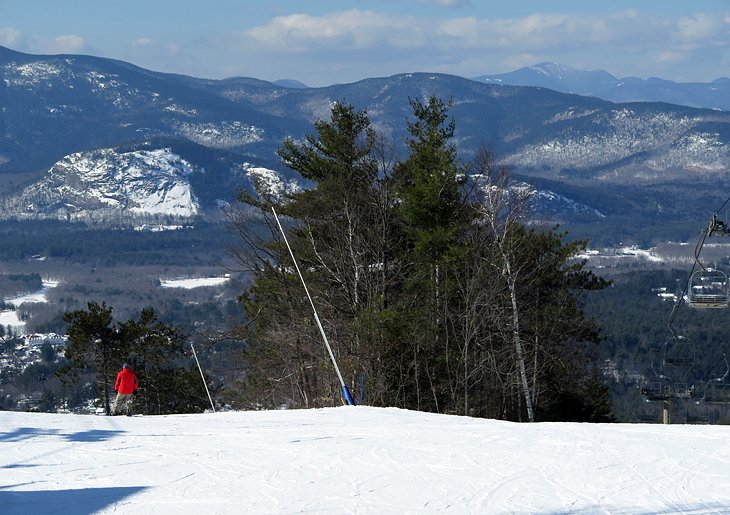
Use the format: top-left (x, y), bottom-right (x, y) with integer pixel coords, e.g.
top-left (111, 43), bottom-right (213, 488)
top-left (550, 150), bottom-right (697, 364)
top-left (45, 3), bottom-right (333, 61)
top-left (0, 280), bottom-right (60, 335)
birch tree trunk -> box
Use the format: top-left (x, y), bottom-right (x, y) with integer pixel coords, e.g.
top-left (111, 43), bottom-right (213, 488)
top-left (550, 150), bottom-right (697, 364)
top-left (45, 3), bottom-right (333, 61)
top-left (505, 260), bottom-right (535, 422)
top-left (474, 146), bottom-right (536, 421)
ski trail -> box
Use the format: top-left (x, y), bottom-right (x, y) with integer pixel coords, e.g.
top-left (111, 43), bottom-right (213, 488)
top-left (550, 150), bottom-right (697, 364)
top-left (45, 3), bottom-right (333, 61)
top-left (551, 425), bottom-right (691, 514)
top-left (3, 409), bottom-right (730, 514)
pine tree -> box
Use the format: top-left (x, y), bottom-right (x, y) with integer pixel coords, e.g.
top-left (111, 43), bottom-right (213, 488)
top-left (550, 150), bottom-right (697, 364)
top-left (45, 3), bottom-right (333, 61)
top-left (118, 307), bottom-right (201, 414)
top-left (61, 302), bottom-right (118, 415)
top-left (393, 97), bottom-right (467, 261)
top-left (386, 96), bottom-right (474, 411)
top-left (232, 102), bottom-right (399, 408)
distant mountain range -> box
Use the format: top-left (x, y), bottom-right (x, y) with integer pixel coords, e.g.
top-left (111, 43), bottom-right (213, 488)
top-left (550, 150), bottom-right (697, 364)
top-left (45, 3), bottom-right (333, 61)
top-left (472, 62), bottom-right (730, 111)
top-left (2, 45), bottom-right (729, 234)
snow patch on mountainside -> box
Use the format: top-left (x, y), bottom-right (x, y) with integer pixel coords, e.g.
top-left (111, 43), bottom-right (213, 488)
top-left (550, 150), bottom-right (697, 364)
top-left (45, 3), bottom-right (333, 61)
top-left (508, 109), bottom-right (726, 172)
top-left (547, 107), bottom-right (600, 123)
top-left (494, 182), bottom-right (605, 219)
top-left (1, 148), bottom-right (200, 223)
top-left (659, 132), bottom-right (729, 172)
top-left (160, 276), bottom-right (230, 289)
top-left (4, 61), bottom-right (64, 87)
top-left (242, 162), bottom-right (302, 200)
top-left (533, 187), bottom-right (605, 218)
top-left (175, 121), bottom-right (264, 148)
top-left (84, 70), bottom-right (123, 91)
top-left (0, 280), bottom-right (60, 335)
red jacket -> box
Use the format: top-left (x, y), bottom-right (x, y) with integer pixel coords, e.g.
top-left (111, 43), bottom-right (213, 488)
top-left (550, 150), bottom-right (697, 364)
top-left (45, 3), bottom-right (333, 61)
top-left (114, 368), bottom-right (138, 395)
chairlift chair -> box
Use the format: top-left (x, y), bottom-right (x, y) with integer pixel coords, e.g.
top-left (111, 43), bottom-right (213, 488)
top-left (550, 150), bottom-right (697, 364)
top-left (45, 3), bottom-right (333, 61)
top-left (699, 354), bottom-right (730, 404)
top-left (708, 214), bottom-right (730, 237)
top-left (641, 335), bottom-right (697, 402)
top-left (661, 335), bottom-right (695, 368)
top-left (640, 379), bottom-right (693, 402)
top-left (687, 268), bottom-right (730, 308)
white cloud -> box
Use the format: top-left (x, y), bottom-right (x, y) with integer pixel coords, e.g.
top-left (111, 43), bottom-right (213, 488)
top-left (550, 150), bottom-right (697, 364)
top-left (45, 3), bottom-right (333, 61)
top-left (53, 35), bottom-right (85, 53)
top-left (244, 9), bottom-right (667, 55)
top-left (29, 34), bottom-right (86, 54)
top-left (244, 9), bottom-right (424, 50)
top-left (0, 27), bottom-right (22, 47)
top-left (656, 50), bottom-right (689, 65)
top-left (232, 8), bottom-right (730, 84)
top-left (676, 13), bottom-right (723, 41)
top-left (434, 0), bottom-right (472, 7)
top-left (132, 38), bottom-right (155, 48)
top-left (439, 12), bottom-right (642, 50)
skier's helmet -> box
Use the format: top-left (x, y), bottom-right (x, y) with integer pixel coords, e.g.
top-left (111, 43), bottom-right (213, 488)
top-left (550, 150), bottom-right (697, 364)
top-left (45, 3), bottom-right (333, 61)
top-left (123, 362), bottom-right (129, 369)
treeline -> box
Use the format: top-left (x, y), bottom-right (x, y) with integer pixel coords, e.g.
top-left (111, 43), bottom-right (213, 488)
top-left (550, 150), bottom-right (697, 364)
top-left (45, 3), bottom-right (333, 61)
top-left (0, 272), bottom-right (43, 304)
top-left (0, 220), bottom-right (231, 265)
top-left (227, 98), bottom-right (613, 422)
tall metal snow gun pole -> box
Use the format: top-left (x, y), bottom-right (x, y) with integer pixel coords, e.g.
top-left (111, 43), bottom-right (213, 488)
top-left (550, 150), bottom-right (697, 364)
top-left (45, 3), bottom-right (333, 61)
top-left (271, 206), bottom-right (355, 406)
top-left (191, 343), bottom-right (216, 412)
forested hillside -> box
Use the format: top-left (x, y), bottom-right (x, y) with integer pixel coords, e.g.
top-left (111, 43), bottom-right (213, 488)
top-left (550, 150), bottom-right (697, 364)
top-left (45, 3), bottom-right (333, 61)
top-left (582, 266), bottom-right (730, 424)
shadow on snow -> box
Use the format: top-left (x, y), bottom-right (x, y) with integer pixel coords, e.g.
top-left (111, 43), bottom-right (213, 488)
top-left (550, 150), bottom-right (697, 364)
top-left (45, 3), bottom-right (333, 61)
top-left (0, 427), bottom-right (124, 443)
top-left (550, 502), bottom-right (730, 515)
top-left (0, 486), bottom-right (147, 514)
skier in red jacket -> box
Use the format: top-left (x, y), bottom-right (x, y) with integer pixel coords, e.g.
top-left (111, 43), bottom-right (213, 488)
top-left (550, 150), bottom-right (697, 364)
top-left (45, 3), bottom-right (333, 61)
top-left (112, 363), bottom-right (138, 416)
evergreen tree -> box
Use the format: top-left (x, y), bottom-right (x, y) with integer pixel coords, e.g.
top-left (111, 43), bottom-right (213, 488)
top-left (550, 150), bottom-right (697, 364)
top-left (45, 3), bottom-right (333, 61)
top-left (61, 302), bottom-right (118, 415)
top-left (118, 307), bottom-right (206, 414)
top-left (230, 97), bottom-right (613, 421)
top-left (233, 102), bottom-right (399, 408)
top-left (393, 97), bottom-right (468, 261)
top-left (59, 304), bottom-right (209, 414)
top-left (385, 96), bottom-right (474, 411)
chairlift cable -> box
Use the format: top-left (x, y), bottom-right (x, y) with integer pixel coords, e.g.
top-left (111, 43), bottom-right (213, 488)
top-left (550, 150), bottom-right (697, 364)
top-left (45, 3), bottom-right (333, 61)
top-left (667, 195), bottom-right (730, 333)
top-left (646, 196), bottom-right (730, 406)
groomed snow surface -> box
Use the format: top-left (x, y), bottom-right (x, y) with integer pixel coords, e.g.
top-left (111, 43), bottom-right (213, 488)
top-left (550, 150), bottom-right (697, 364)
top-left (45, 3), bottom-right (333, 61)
top-left (2, 407), bottom-right (729, 514)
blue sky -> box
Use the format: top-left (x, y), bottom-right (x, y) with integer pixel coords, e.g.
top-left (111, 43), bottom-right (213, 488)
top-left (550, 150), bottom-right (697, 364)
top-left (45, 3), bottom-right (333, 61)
top-left (2, 0), bottom-right (729, 86)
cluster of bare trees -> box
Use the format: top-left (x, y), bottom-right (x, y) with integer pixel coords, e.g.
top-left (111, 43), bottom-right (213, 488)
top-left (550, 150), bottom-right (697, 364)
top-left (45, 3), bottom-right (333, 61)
top-left (228, 98), bottom-right (612, 421)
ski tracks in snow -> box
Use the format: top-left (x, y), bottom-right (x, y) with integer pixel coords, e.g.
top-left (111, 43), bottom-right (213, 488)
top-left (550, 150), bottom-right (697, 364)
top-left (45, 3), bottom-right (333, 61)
top-left (549, 424), bottom-right (730, 514)
top-left (2, 408), bottom-right (730, 514)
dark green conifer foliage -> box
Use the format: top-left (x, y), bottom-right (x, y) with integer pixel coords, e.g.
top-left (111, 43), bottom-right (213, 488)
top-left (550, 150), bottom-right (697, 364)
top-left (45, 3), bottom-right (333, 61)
top-left (234, 102), bottom-right (397, 408)
top-left (61, 302), bottom-right (117, 414)
top-left (502, 225), bottom-right (611, 420)
top-left (59, 303), bottom-right (209, 414)
top-left (230, 98), bottom-right (614, 421)
top-left (118, 307), bottom-right (207, 414)
top-left (394, 97), bottom-right (468, 261)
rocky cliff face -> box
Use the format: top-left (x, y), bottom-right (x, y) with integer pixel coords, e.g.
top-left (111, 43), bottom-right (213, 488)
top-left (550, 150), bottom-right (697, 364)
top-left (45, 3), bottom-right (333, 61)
top-left (1, 148), bottom-right (200, 223)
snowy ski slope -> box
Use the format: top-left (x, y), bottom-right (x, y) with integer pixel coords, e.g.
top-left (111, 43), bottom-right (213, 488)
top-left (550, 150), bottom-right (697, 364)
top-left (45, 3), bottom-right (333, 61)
top-left (1, 406), bottom-right (729, 514)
